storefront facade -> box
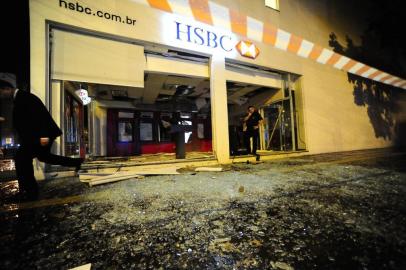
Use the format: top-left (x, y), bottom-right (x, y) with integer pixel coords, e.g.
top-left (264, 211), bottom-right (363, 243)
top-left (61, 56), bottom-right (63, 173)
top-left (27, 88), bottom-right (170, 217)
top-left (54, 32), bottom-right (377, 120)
top-left (28, 0), bottom-right (406, 165)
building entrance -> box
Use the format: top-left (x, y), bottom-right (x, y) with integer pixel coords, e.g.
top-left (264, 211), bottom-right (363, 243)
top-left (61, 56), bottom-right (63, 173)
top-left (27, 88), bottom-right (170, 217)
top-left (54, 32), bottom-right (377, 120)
top-left (225, 63), bottom-right (306, 156)
top-left (49, 27), bottom-right (214, 163)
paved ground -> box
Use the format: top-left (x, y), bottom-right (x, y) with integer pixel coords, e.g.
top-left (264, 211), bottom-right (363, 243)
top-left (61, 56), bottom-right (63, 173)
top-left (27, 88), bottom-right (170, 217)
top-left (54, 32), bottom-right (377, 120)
top-left (0, 149), bottom-right (405, 270)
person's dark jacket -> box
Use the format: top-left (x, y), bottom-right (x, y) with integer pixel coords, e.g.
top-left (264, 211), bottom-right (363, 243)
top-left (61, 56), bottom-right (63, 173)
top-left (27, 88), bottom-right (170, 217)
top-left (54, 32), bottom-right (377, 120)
top-left (246, 111), bottom-right (263, 131)
top-left (13, 90), bottom-right (62, 146)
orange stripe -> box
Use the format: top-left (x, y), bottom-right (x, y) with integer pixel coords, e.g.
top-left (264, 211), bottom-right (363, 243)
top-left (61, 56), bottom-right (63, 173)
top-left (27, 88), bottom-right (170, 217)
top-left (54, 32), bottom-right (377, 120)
top-left (326, 53), bottom-right (342, 66)
top-left (379, 74), bottom-right (392, 82)
top-left (287, 34), bottom-right (303, 53)
top-left (390, 78), bottom-right (403, 85)
top-left (147, 0), bottom-right (172, 12)
top-left (308, 45), bottom-right (323, 60)
top-left (368, 70), bottom-right (383, 79)
top-left (189, 0), bottom-right (213, 25)
top-left (341, 59), bottom-right (357, 71)
top-left (229, 9), bottom-right (247, 37)
top-left (355, 65), bottom-right (371, 75)
top-left (263, 23), bottom-right (277, 45)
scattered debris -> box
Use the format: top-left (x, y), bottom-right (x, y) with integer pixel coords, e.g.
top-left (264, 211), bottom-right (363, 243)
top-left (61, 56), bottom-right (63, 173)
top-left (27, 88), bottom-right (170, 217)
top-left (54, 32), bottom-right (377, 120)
top-left (1, 150), bottom-right (405, 269)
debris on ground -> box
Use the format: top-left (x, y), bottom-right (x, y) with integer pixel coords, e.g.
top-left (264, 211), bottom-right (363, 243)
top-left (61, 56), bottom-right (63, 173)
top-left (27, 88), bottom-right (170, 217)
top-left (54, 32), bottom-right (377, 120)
top-left (0, 149), bottom-right (405, 269)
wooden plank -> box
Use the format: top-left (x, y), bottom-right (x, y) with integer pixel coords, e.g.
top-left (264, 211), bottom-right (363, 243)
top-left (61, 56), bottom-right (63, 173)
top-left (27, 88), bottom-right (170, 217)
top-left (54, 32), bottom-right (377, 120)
top-left (69, 263), bottom-right (91, 270)
top-left (87, 172), bottom-right (141, 182)
top-left (86, 167), bottom-right (180, 186)
top-left (80, 167), bottom-right (180, 182)
top-left (89, 174), bottom-right (143, 187)
top-left (195, 167), bottom-right (223, 172)
top-left (79, 173), bottom-right (111, 181)
top-left (134, 167), bottom-right (180, 175)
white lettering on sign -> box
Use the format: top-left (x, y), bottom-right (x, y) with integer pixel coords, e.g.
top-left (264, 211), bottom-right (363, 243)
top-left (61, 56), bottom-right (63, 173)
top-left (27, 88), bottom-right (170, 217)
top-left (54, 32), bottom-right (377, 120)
top-left (161, 14), bottom-right (238, 57)
top-left (175, 21), bottom-right (233, 52)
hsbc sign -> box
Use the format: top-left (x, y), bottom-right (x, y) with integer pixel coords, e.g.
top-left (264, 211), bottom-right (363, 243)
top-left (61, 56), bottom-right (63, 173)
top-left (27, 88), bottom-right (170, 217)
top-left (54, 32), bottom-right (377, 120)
top-left (174, 21), bottom-right (260, 59)
top-left (175, 21), bottom-right (234, 52)
top-left (236, 40), bottom-right (260, 59)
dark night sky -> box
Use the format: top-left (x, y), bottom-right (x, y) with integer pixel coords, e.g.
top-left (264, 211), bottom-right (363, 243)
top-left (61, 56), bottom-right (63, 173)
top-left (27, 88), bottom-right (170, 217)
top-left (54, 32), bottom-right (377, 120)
top-left (1, 0), bottom-right (30, 90)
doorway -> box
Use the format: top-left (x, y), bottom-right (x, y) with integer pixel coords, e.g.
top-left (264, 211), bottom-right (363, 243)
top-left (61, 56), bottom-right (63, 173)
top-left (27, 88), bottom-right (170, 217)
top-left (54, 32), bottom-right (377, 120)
top-left (226, 62), bottom-right (305, 156)
top-left (49, 28), bottom-right (214, 163)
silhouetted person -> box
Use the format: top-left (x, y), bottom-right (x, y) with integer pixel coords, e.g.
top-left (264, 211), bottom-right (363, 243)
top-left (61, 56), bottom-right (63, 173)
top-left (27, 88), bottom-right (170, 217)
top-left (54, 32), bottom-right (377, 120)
top-left (0, 73), bottom-right (83, 200)
top-left (243, 105), bottom-right (263, 157)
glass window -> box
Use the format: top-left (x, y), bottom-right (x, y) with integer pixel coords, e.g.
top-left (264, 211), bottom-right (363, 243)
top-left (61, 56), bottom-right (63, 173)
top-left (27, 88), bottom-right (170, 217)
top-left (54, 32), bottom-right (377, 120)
top-left (118, 121), bottom-right (134, 142)
top-left (64, 91), bottom-right (82, 156)
top-left (140, 121), bottom-right (154, 141)
top-left (265, 0), bottom-right (279, 10)
top-left (159, 112), bottom-right (173, 142)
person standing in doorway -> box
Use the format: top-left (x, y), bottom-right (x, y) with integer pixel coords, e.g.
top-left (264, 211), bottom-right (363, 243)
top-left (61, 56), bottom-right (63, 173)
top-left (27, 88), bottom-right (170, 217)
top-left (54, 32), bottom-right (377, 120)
top-left (0, 73), bottom-right (84, 200)
top-left (243, 105), bottom-right (263, 158)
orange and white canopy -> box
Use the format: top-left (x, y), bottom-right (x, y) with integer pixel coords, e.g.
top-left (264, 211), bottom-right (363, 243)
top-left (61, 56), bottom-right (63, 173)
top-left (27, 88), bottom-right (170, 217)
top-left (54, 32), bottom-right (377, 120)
top-left (133, 0), bottom-right (406, 90)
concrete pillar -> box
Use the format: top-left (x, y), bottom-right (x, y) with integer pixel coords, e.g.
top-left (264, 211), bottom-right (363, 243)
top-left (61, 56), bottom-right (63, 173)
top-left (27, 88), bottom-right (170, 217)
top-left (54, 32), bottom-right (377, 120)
top-left (210, 55), bottom-right (230, 163)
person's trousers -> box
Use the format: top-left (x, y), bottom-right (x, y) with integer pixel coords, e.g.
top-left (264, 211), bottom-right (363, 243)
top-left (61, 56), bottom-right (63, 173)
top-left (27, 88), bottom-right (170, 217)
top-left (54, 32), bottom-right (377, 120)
top-left (15, 140), bottom-right (81, 195)
top-left (244, 129), bottom-right (260, 155)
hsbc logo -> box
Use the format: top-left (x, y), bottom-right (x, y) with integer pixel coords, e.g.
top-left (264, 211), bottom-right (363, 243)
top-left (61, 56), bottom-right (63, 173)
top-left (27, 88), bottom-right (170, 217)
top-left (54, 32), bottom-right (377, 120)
top-left (236, 40), bottom-right (260, 59)
top-left (174, 21), bottom-right (259, 59)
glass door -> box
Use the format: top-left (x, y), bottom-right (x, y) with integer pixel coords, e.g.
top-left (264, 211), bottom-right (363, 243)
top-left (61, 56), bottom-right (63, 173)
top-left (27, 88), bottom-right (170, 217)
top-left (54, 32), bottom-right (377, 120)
top-left (64, 91), bottom-right (84, 157)
top-left (262, 98), bottom-right (295, 151)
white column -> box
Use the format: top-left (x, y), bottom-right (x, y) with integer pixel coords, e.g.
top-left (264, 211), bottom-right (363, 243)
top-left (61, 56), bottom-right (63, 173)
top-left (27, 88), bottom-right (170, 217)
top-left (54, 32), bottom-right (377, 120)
top-left (51, 80), bottom-right (62, 155)
top-left (210, 55), bottom-right (230, 163)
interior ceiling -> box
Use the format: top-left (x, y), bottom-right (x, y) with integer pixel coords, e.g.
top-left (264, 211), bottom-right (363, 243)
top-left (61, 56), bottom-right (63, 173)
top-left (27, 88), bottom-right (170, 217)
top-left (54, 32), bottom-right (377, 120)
top-left (88, 73), bottom-right (210, 104)
top-left (73, 75), bottom-right (273, 105)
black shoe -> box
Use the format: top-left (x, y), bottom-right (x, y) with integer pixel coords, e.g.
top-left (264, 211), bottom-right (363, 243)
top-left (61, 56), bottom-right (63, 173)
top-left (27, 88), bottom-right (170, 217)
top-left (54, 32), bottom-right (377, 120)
top-left (255, 155), bottom-right (260, 161)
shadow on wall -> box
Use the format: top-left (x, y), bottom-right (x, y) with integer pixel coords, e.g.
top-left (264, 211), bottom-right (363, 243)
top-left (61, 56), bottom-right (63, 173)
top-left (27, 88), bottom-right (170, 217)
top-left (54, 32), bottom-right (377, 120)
top-left (328, 33), bottom-right (402, 142)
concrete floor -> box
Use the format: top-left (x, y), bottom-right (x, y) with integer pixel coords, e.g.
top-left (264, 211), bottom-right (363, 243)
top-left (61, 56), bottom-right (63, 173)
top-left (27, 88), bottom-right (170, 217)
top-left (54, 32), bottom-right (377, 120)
top-left (0, 149), bottom-right (405, 269)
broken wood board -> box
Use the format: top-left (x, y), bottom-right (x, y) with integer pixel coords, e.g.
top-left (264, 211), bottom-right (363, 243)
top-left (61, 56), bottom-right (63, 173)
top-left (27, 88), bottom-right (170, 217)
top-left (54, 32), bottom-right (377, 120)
top-left (195, 167), bottom-right (223, 172)
top-left (83, 167), bottom-right (180, 186)
top-left (79, 173), bottom-right (112, 182)
top-left (79, 167), bottom-right (180, 182)
top-left (79, 172), bottom-right (111, 181)
top-left (89, 174), bottom-right (144, 187)
top-left (69, 263), bottom-right (91, 270)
